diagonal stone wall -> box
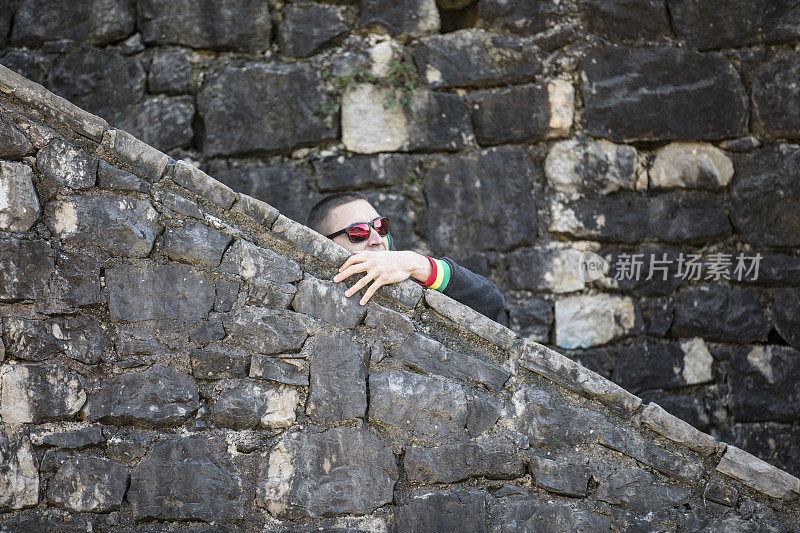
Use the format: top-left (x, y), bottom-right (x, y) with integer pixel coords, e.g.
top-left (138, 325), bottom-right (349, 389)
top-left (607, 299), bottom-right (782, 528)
top-left (0, 65), bottom-right (798, 531)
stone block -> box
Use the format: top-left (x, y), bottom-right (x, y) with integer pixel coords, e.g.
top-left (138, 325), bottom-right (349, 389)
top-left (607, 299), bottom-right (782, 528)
top-left (394, 488), bottom-right (486, 533)
top-left (528, 455), bottom-right (591, 497)
top-left (279, 2), bottom-right (354, 57)
top-left (0, 238), bottom-right (53, 301)
top-left (291, 276), bottom-right (367, 328)
top-left (595, 466), bottom-right (691, 512)
top-left (32, 426), bottom-right (104, 449)
top-left (0, 115), bottom-right (34, 159)
top-left (579, 0), bottom-right (669, 41)
top-left (97, 160), bottom-right (148, 192)
top-left (425, 290), bottom-right (516, 350)
top-left (716, 445), bottom-right (800, 501)
top-left (231, 194), bottom-right (279, 228)
top-left (222, 306), bottom-right (320, 355)
top-left (727, 345), bottom-right (800, 423)
top-left (163, 222), bottom-right (233, 267)
top-left (0, 160), bottom-right (39, 232)
top-left (250, 355), bottom-right (309, 386)
top-left (139, 0), bottom-right (271, 52)
top-left (358, 0), bottom-right (439, 38)
top-left (114, 96), bottom-right (195, 152)
top-left (404, 438), bottom-right (524, 483)
top-left (554, 294), bottom-right (642, 349)
top-left (47, 455), bottom-right (128, 513)
top-left (488, 495), bottom-right (611, 532)
top-left (257, 426), bottom-right (397, 518)
top-left (148, 49), bottom-right (194, 95)
top-left (11, 0), bottom-right (134, 47)
top-left (364, 303), bottom-right (415, 346)
top-left (581, 46), bottom-right (747, 142)
top-left (611, 338), bottom-right (713, 394)
top-left (304, 332), bottom-right (369, 423)
top-left (99, 128), bottom-right (170, 181)
top-left (220, 238), bottom-right (303, 284)
top-left (545, 138), bottom-right (637, 197)
top-left (672, 285), bottom-right (769, 343)
top-left (171, 160), bottom-right (236, 209)
top-left (3, 315), bottom-right (107, 364)
top-left (640, 402), bottom-right (717, 455)
top-left (650, 142), bottom-right (733, 189)
top-left (271, 214), bottom-right (351, 267)
top-left (0, 428), bottom-right (38, 511)
top-left (87, 365), bottom-right (200, 427)
top-left (478, 0), bottom-right (563, 35)
top-left (508, 298), bottom-right (552, 343)
top-left (0, 362), bottom-right (86, 424)
top-left (212, 381), bottom-right (298, 430)
top-left (413, 29), bottom-right (541, 89)
top-left (773, 288), bottom-right (800, 349)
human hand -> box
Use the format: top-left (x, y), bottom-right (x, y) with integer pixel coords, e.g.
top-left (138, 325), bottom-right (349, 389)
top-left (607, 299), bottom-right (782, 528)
top-left (333, 250), bottom-right (431, 305)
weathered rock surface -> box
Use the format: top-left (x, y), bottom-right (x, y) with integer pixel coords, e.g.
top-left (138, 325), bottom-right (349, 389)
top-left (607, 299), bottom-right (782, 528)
top-left (672, 285), bottom-right (769, 343)
top-left (0, 362), bottom-right (86, 424)
top-left (138, 0), bottom-right (272, 52)
top-left (0, 115), bottom-right (34, 159)
top-left (528, 455), bottom-right (591, 497)
top-left (0, 428), bottom-right (38, 511)
top-left (47, 455), bottom-right (128, 513)
top-left (198, 63), bottom-right (335, 156)
top-left (114, 96), bottom-right (195, 152)
top-left (649, 142), bottom-right (733, 189)
top-left (579, 0), bottom-right (670, 41)
top-left (305, 332), bottom-right (369, 423)
top-left (279, 3), bottom-right (354, 57)
top-left (37, 138), bottom-right (98, 189)
top-left (727, 345), bottom-right (800, 423)
top-left (581, 47), bottom-right (747, 141)
top-left (250, 355), bottom-right (309, 386)
top-left (0, 238), bottom-right (53, 301)
top-left (545, 139), bottom-right (637, 197)
top-left (0, 160), bottom-right (39, 232)
top-left (11, 0), bottom-right (135, 47)
top-left (128, 436), bottom-right (244, 521)
top-left (148, 49), bottom-right (194, 95)
top-left (404, 438), bottom-right (524, 483)
top-left (222, 306), bottom-right (319, 355)
top-left (106, 262), bottom-right (215, 321)
top-left (358, 0), bottom-right (439, 38)
top-left (87, 365), bottom-right (200, 427)
top-left (163, 222), bottom-right (232, 267)
top-left (554, 294), bottom-right (642, 349)
top-left (488, 495), bottom-right (611, 532)
top-left (211, 381), bottom-right (298, 430)
top-left (291, 277), bottom-right (367, 328)
top-left (716, 445), bottom-right (800, 501)
top-left (2, 315), bottom-right (107, 364)
top-left (258, 426), bottom-right (398, 518)
top-left (395, 488), bottom-right (487, 532)
top-left (45, 195), bottom-right (160, 258)
top-left (220, 238), bottom-right (303, 284)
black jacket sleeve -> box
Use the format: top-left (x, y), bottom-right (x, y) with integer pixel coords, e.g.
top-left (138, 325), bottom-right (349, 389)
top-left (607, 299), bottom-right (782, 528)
top-left (388, 234), bottom-right (505, 323)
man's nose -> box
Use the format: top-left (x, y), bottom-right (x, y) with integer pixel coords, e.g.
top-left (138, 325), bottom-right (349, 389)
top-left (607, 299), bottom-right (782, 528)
top-left (367, 226), bottom-right (383, 245)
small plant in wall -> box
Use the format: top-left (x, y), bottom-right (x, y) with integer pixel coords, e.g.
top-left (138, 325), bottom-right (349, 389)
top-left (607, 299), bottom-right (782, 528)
top-left (316, 45), bottom-right (418, 129)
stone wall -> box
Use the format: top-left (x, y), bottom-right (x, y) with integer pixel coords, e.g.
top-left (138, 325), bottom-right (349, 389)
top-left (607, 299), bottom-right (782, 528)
top-left (0, 63), bottom-right (799, 531)
top-left (0, 0), bottom-right (799, 513)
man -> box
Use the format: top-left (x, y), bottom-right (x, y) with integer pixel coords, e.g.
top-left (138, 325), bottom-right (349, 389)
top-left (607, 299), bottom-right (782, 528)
top-left (306, 192), bottom-right (505, 323)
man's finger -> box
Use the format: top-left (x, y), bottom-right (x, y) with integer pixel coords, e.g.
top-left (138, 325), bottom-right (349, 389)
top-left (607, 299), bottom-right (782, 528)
top-left (334, 261), bottom-right (371, 283)
top-left (359, 277), bottom-right (385, 306)
top-left (338, 250), bottom-right (372, 272)
top-left (344, 270), bottom-right (377, 297)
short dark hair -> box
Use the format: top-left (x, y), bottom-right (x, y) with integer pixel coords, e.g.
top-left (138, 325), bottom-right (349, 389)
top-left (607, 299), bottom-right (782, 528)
top-left (306, 192), bottom-right (369, 234)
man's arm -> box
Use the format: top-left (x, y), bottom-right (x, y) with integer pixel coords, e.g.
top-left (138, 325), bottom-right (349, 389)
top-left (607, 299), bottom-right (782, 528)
top-left (425, 256), bottom-right (506, 323)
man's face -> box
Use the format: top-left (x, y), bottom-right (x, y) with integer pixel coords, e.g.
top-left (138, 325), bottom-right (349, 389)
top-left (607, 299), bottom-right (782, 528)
top-left (323, 199), bottom-right (389, 253)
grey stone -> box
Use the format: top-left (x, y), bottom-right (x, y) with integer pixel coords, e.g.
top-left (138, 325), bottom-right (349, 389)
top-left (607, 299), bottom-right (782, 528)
top-left (369, 369), bottom-right (467, 442)
top-left (594, 246), bottom-right (686, 297)
top-left (509, 298), bottom-right (552, 343)
top-left (414, 29), bottom-right (541, 89)
top-left (650, 142), bottom-right (733, 189)
top-left (507, 247), bottom-right (586, 294)
top-left (164, 222), bottom-right (232, 267)
top-left (148, 49), bottom-right (194, 94)
top-left (171, 160), bottom-right (236, 209)
top-left (245, 279), bottom-right (297, 310)
top-left (279, 2), bottom-right (354, 57)
top-left (97, 160), bottom-right (149, 192)
top-left (704, 475), bottom-right (739, 507)
top-left (0, 115), bottom-right (33, 159)
top-left (139, 0), bottom-right (272, 52)
top-left (258, 426), bottom-right (398, 518)
top-left (358, 0), bottom-right (439, 38)
top-left (721, 423), bottom-right (800, 480)
top-left (222, 306), bottom-right (320, 355)
top-left (341, 85), bottom-right (471, 153)
top-left (478, 0), bottom-right (563, 35)
top-left (47, 455), bottom-right (128, 513)
top-left (0, 60), bottom-right (108, 141)
top-left (404, 438), bottom-right (524, 483)
top-left (99, 128), bottom-right (170, 181)
top-left (107, 262), bottom-right (215, 321)
top-left (545, 139), bottom-right (637, 196)
top-left (424, 146), bottom-right (538, 257)
top-left (0, 238), bottom-right (53, 301)
top-left (468, 81), bottom-right (574, 145)
top-left (162, 190), bottom-right (202, 218)
top-left (11, 0), bottom-right (135, 47)
top-left (669, 0), bottom-right (800, 49)
top-left (199, 62), bottom-right (336, 157)
top-left (189, 320), bottom-right (225, 346)
top-left (215, 163), bottom-right (316, 223)
top-left (33, 426), bottom-right (104, 449)
top-left (774, 288), bottom-right (800, 349)
top-left (271, 214), bottom-right (351, 267)
top-left (214, 279), bottom-right (239, 312)
top-left (304, 332), bottom-right (369, 423)
top-left (48, 49), bottom-right (145, 123)
top-left (720, 135), bottom-right (761, 152)
top-left (752, 53), bottom-right (800, 139)
top-left (640, 402), bottom-right (717, 455)
top-left (0, 49), bottom-right (51, 86)
top-left (579, 0), bottom-right (669, 41)
top-left (730, 146), bottom-right (800, 247)
top-left (231, 194), bottom-right (280, 228)
top-left (528, 455), bottom-right (591, 497)
top-left (313, 153), bottom-right (413, 192)
top-left (610, 339), bottom-right (713, 394)
top-left (212, 380), bottom-right (298, 430)
top-left (2, 315), bottom-right (107, 364)
top-left (191, 345), bottom-right (248, 380)
top-left (581, 46), bottom-right (747, 142)
top-left (516, 339), bottom-right (642, 413)
top-left (728, 345), bottom-right (800, 423)
top-left (45, 194), bottom-right (159, 258)
top-left (639, 391), bottom-right (709, 431)
top-left (549, 192), bottom-right (732, 244)
top-left (37, 138), bottom-right (98, 189)
top-left (0, 161), bottom-right (39, 232)
top-left (0, 428), bottom-right (38, 511)
top-left (87, 365), bottom-right (200, 427)
top-left (390, 332), bottom-right (510, 391)
top-left (365, 304), bottom-right (415, 346)
top-left (0, 361), bottom-right (86, 424)
top-left (672, 285), bottom-right (769, 343)
top-left (425, 290), bottom-right (514, 348)
top-left (716, 445), bottom-right (800, 501)
top-left (595, 466), bottom-right (691, 512)
top-left (114, 96), bottom-right (195, 152)
top-left (250, 354), bottom-right (309, 386)
top-left (220, 238), bottom-right (302, 284)
top-left (292, 276), bottom-right (367, 328)
top-left (554, 294), bottom-right (642, 349)
top-left (0, 0), bottom-right (9, 45)
top-left (394, 488), bottom-right (486, 533)
top-left (128, 436), bottom-right (244, 521)
top-left (488, 495), bottom-right (611, 533)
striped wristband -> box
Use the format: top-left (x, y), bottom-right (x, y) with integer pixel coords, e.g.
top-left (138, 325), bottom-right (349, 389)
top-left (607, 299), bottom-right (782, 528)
top-left (422, 256), bottom-right (451, 292)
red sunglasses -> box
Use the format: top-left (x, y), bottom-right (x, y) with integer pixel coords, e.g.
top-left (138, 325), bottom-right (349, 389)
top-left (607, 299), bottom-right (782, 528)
top-left (326, 216), bottom-right (391, 243)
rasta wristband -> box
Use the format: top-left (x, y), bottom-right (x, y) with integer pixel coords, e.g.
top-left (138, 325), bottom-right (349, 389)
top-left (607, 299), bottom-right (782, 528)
top-left (422, 256), bottom-right (451, 292)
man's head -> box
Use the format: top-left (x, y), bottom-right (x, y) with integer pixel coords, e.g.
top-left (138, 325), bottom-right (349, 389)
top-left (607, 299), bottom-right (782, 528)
top-left (307, 192), bottom-right (390, 253)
